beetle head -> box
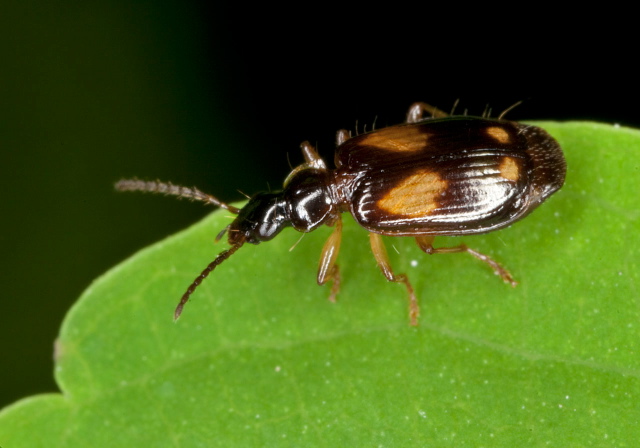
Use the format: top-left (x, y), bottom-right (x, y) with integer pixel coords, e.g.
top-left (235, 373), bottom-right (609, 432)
top-left (227, 192), bottom-right (289, 245)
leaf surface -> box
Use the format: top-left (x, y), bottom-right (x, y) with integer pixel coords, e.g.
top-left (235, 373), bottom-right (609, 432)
top-left (1, 122), bottom-right (638, 447)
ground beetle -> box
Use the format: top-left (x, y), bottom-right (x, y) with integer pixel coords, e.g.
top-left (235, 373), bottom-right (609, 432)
top-left (116, 102), bottom-right (566, 325)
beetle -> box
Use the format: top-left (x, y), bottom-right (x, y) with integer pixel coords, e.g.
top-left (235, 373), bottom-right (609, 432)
top-left (116, 102), bottom-right (566, 326)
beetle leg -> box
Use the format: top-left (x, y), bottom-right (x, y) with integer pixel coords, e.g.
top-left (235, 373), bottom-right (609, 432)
top-left (415, 236), bottom-right (518, 287)
top-left (300, 141), bottom-right (327, 170)
top-left (336, 129), bottom-right (350, 146)
top-left (406, 102), bottom-right (449, 123)
top-left (317, 217), bottom-right (343, 302)
top-left (369, 233), bottom-right (419, 326)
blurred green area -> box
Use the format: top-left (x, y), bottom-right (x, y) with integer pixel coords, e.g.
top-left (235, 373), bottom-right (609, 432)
top-left (0, 1), bottom-right (269, 407)
top-left (0, 1), bottom-right (637, 410)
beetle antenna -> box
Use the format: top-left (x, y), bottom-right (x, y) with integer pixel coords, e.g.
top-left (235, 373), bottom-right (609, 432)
top-left (372, 115), bottom-right (378, 131)
top-left (116, 179), bottom-right (241, 214)
top-left (498, 100), bottom-right (524, 120)
top-left (174, 242), bottom-right (244, 320)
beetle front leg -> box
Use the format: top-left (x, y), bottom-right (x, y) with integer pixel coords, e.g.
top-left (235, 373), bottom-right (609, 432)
top-left (406, 102), bottom-right (449, 123)
top-left (415, 236), bottom-right (517, 286)
top-left (317, 218), bottom-right (342, 302)
top-left (369, 233), bottom-right (419, 326)
top-left (300, 141), bottom-right (327, 170)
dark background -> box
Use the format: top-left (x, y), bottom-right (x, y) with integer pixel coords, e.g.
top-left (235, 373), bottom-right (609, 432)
top-left (0, 2), bottom-right (635, 408)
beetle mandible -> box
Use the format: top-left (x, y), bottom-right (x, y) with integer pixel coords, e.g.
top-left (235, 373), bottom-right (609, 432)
top-left (116, 102), bottom-right (566, 326)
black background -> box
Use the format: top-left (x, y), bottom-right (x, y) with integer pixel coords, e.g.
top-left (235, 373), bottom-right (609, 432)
top-left (0, 1), bottom-right (635, 408)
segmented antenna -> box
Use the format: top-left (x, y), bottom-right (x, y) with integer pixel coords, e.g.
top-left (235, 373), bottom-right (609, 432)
top-left (115, 179), bottom-right (240, 214)
top-left (174, 243), bottom-right (244, 320)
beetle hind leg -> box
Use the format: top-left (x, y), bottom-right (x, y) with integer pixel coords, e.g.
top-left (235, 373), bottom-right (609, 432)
top-left (415, 236), bottom-right (517, 286)
top-left (369, 233), bottom-right (419, 326)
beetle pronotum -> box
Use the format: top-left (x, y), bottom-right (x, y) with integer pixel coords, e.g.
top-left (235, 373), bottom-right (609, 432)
top-left (116, 102), bottom-right (566, 325)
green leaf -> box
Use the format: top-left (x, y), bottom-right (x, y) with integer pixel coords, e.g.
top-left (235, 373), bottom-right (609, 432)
top-left (1, 122), bottom-right (638, 447)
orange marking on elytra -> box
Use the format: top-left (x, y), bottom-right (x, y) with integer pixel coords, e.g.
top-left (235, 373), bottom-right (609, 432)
top-left (486, 126), bottom-right (511, 143)
top-left (499, 156), bottom-right (520, 181)
top-left (378, 170), bottom-right (447, 215)
top-left (360, 126), bottom-right (428, 152)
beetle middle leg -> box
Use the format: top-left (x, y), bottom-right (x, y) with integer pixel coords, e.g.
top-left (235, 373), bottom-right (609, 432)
top-left (317, 218), bottom-right (343, 302)
top-left (415, 236), bottom-right (517, 286)
top-left (369, 233), bottom-right (419, 326)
